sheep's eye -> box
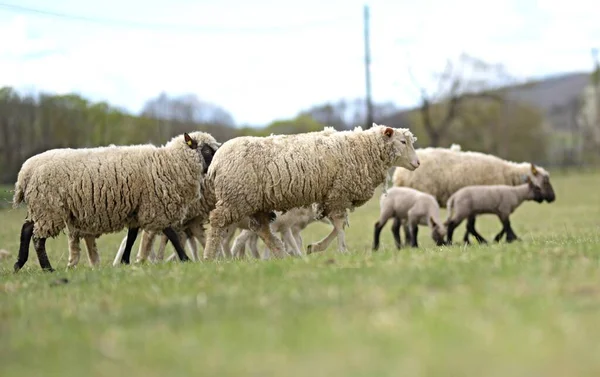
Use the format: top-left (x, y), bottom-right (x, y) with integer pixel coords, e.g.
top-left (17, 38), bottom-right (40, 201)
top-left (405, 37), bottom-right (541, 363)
top-left (401, 140), bottom-right (406, 145)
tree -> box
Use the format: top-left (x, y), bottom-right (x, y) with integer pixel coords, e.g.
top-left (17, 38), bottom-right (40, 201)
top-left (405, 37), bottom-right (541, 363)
top-left (407, 53), bottom-right (514, 147)
top-left (141, 92), bottom-right (235, 126)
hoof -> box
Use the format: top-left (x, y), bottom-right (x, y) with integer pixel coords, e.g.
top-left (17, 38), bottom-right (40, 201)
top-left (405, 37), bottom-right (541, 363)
top-left (13, 263), bottom-right (22, 273)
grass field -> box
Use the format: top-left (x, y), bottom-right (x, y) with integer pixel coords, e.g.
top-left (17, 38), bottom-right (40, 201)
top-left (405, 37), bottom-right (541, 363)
top-left (1, 171), bottom-right (600, 377)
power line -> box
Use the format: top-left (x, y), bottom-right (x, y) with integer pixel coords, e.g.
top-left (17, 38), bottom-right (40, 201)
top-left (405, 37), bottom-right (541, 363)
top-left (0, 2), bottom-right (350, 34)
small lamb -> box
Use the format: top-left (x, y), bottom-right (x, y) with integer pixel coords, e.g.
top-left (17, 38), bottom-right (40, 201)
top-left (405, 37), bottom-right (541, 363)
top-left (444, 176), bottom-right (544, 245)
top-left (372, 187), bottom-right (447, 250)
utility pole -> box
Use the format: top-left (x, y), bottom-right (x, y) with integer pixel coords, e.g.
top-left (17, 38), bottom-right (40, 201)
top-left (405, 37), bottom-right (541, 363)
top-left (364, 4), bottom-right (374, 129)
top-left (592, 48), bottom-right (599, 131)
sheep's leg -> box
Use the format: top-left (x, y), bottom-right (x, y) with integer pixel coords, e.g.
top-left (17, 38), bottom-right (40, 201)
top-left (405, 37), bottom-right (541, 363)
top-left (466, 216), bottom-right (488, 244)
top-left (253, 213), bottom-right (286, 258)
top-left (187, 234), bottom-right (199, 262)
top-left (231, 229), bottom-right (253, 258)
top-left (112, 235), bottom-right (128, 266)
top-left (248, 232), bottom-right (261, 259)
top-left (162, 227), bottom-right (190, 262)
top-left (503, 219), bottom-right (518, 243)
top-left (220, 225), bottom-right (237, 259)
top-left (14, 220), bottom-right (34, 273)
top-left (33, 237), bottom-right (54, 272)
top-left (156, 235), bottom-right (169, 261)
top-left (84, 236), bottom-right (100, 267)
top-left (135, 230), bottom-right (157, 264)
top-left (409, 223), bottom-right (419, 248)
top-left (292, 228), bottom-right (303, 252)
top-left (67, 235), bottom-right (82, 268)
top-left (403, 222), bottom-right (411, 247)
top-left (307, 213), bottom-right (348, 254)
top-left (372, 218), bottom-right (389, 251)
top-left (203, 225), bottom-right (226, 260)
top-left (120, 227), bottom-right (140, 265)
top-left (391, 218), bottom-right (402, 249)
top-left (282, 228), bottom-right (302, 256)
top-left (445, 219), bottom-right (464, 246)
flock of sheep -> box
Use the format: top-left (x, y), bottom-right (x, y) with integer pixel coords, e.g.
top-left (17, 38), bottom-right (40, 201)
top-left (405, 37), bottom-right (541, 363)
top-left (9, 123), bottom-right (556, 272)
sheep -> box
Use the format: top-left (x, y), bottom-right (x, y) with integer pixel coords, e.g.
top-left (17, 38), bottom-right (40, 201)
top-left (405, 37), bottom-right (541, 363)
top-left (12, 131), bottom-right (219, 272)
top-left (392, 146), bottom-right (556, 207)
top-left (10, 146), bottom-right (117, 268)
top-left (372, 187), bottom-right (446, 250)
top-left (391, 146), bottom-right (556, 246)
top-left (231, 205), bottom-right (326, 259)
top-left (201, 123), bottom-right (420, 260)
top-left (444, 176), bottom-right (544, 245)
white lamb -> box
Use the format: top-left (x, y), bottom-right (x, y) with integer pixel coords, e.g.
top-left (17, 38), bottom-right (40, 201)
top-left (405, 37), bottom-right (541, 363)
top-left (372, 187), bottom-right (447, 250)
top-left (444, 176), bottom-right (545, 245)
top-left (12, 132), bottom-right (219, 272)
top-left (231, 205), bottom-right (325, 259)
top-left (202, 124), bottom-right (420, 260)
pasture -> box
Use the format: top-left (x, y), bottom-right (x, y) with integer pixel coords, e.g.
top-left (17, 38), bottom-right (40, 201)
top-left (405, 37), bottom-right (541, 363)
top-left (1, 170), bottom-right (600, 377)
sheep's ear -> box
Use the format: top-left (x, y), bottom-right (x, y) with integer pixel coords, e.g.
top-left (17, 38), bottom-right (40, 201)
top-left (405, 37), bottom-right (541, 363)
top-left (383, 127), bottom-right (394, 138)
top-left (430, 216), bottom-right (438, 227)
top-left (530, 163), bottom-right (538, 176)
top-left (184, 133), bottom-right (198, 149)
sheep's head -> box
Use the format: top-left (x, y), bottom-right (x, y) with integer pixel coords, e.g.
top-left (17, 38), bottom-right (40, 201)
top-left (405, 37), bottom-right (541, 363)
top-left (527, 163), bottom-right (555, 203)
top-left (376, 123), bottom-right (420, 171)
top-left (429, 216), bottom-right (447, 246)
top-left (183, 132), bottom-right (220, 174)
top-left (525, 175), bottom-right (544, 203)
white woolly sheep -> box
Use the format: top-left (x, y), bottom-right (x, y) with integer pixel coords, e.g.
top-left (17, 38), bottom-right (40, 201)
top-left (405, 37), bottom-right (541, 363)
top-left (392, 146), bottom-right (556, 208)
top-left (12, 131), bottom-right (219, 272)
top-left (444, 176), bottom-right (544, 245)
top-left (201, 123), bottom-right (420, 260)
top-left (372, 187), bottom-right (447, 250)
top-left (10, 146), bottom-right (118, 268)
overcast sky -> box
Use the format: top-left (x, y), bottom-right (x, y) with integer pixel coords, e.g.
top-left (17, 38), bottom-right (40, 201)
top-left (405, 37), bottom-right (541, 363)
top-left (0, 0), bottom-right (598, 126)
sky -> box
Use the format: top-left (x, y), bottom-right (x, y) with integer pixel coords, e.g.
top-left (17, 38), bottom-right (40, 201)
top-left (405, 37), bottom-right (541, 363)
top-left (0, 0), bottom-right (598, 126)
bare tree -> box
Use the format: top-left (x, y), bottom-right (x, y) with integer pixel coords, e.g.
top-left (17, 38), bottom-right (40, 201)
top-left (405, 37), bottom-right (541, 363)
top-left (408, 53), bottom-right (510, 147)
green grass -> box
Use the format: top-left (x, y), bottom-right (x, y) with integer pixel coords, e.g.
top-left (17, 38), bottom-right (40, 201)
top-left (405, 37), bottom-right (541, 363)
top-left (1, 171), bottom-right (600, 377)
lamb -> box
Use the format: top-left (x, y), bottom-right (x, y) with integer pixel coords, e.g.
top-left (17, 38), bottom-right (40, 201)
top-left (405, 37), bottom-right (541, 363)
top-left (444, 176), bottom-right (544, 245)
top-left (372, 187), bottom-right (446, 250)
top-left (392, 145), bottom-right (556, 207)
top-left (231, 205), bottom-right (326, 259)
top-left (12, 131), bottom-right (219, 272)
top-left (201, 123), bottom-right (420, 260)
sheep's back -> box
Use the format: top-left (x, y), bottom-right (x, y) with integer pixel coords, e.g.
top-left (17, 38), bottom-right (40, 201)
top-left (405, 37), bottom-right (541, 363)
top-left (210, 136), bottom-right (339, 212)
top-left (393, 148), bottom-right (516, 206)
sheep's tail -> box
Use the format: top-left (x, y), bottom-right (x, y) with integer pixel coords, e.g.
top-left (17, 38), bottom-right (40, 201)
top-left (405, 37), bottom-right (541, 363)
top-left (12, 180), bottom-right (24, 209)
top-left (446, 197), bottom-right (455, 220)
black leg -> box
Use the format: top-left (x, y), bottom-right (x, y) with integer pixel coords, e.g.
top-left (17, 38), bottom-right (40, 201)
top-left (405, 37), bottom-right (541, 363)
top-left (462, 229), bottom-right (471, 245)
top-left (391, 218), bottom-right (402, 249)
top-left (120, 227), bottom-right (139, 264)
top-left (504, 219), bottom-right (518, 243)
top-left (494, 228), bottom-right (506, 242)
top-left (372, 220), bottom-right (386, 251)
top-left (14, 220), bottom-right (34, 273)
top-left (446, 220), bottom-right (460, 245)
top-left (403, 224), bottom-right (411, 247)
top-left (466, 216), bottom-right (488, 244)
top-left (410, 224), bottom-right (419, 247)
top-left (33, 237), bottom-right (54, 272)
top-left (163, 227), bottom-right (190, 262)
